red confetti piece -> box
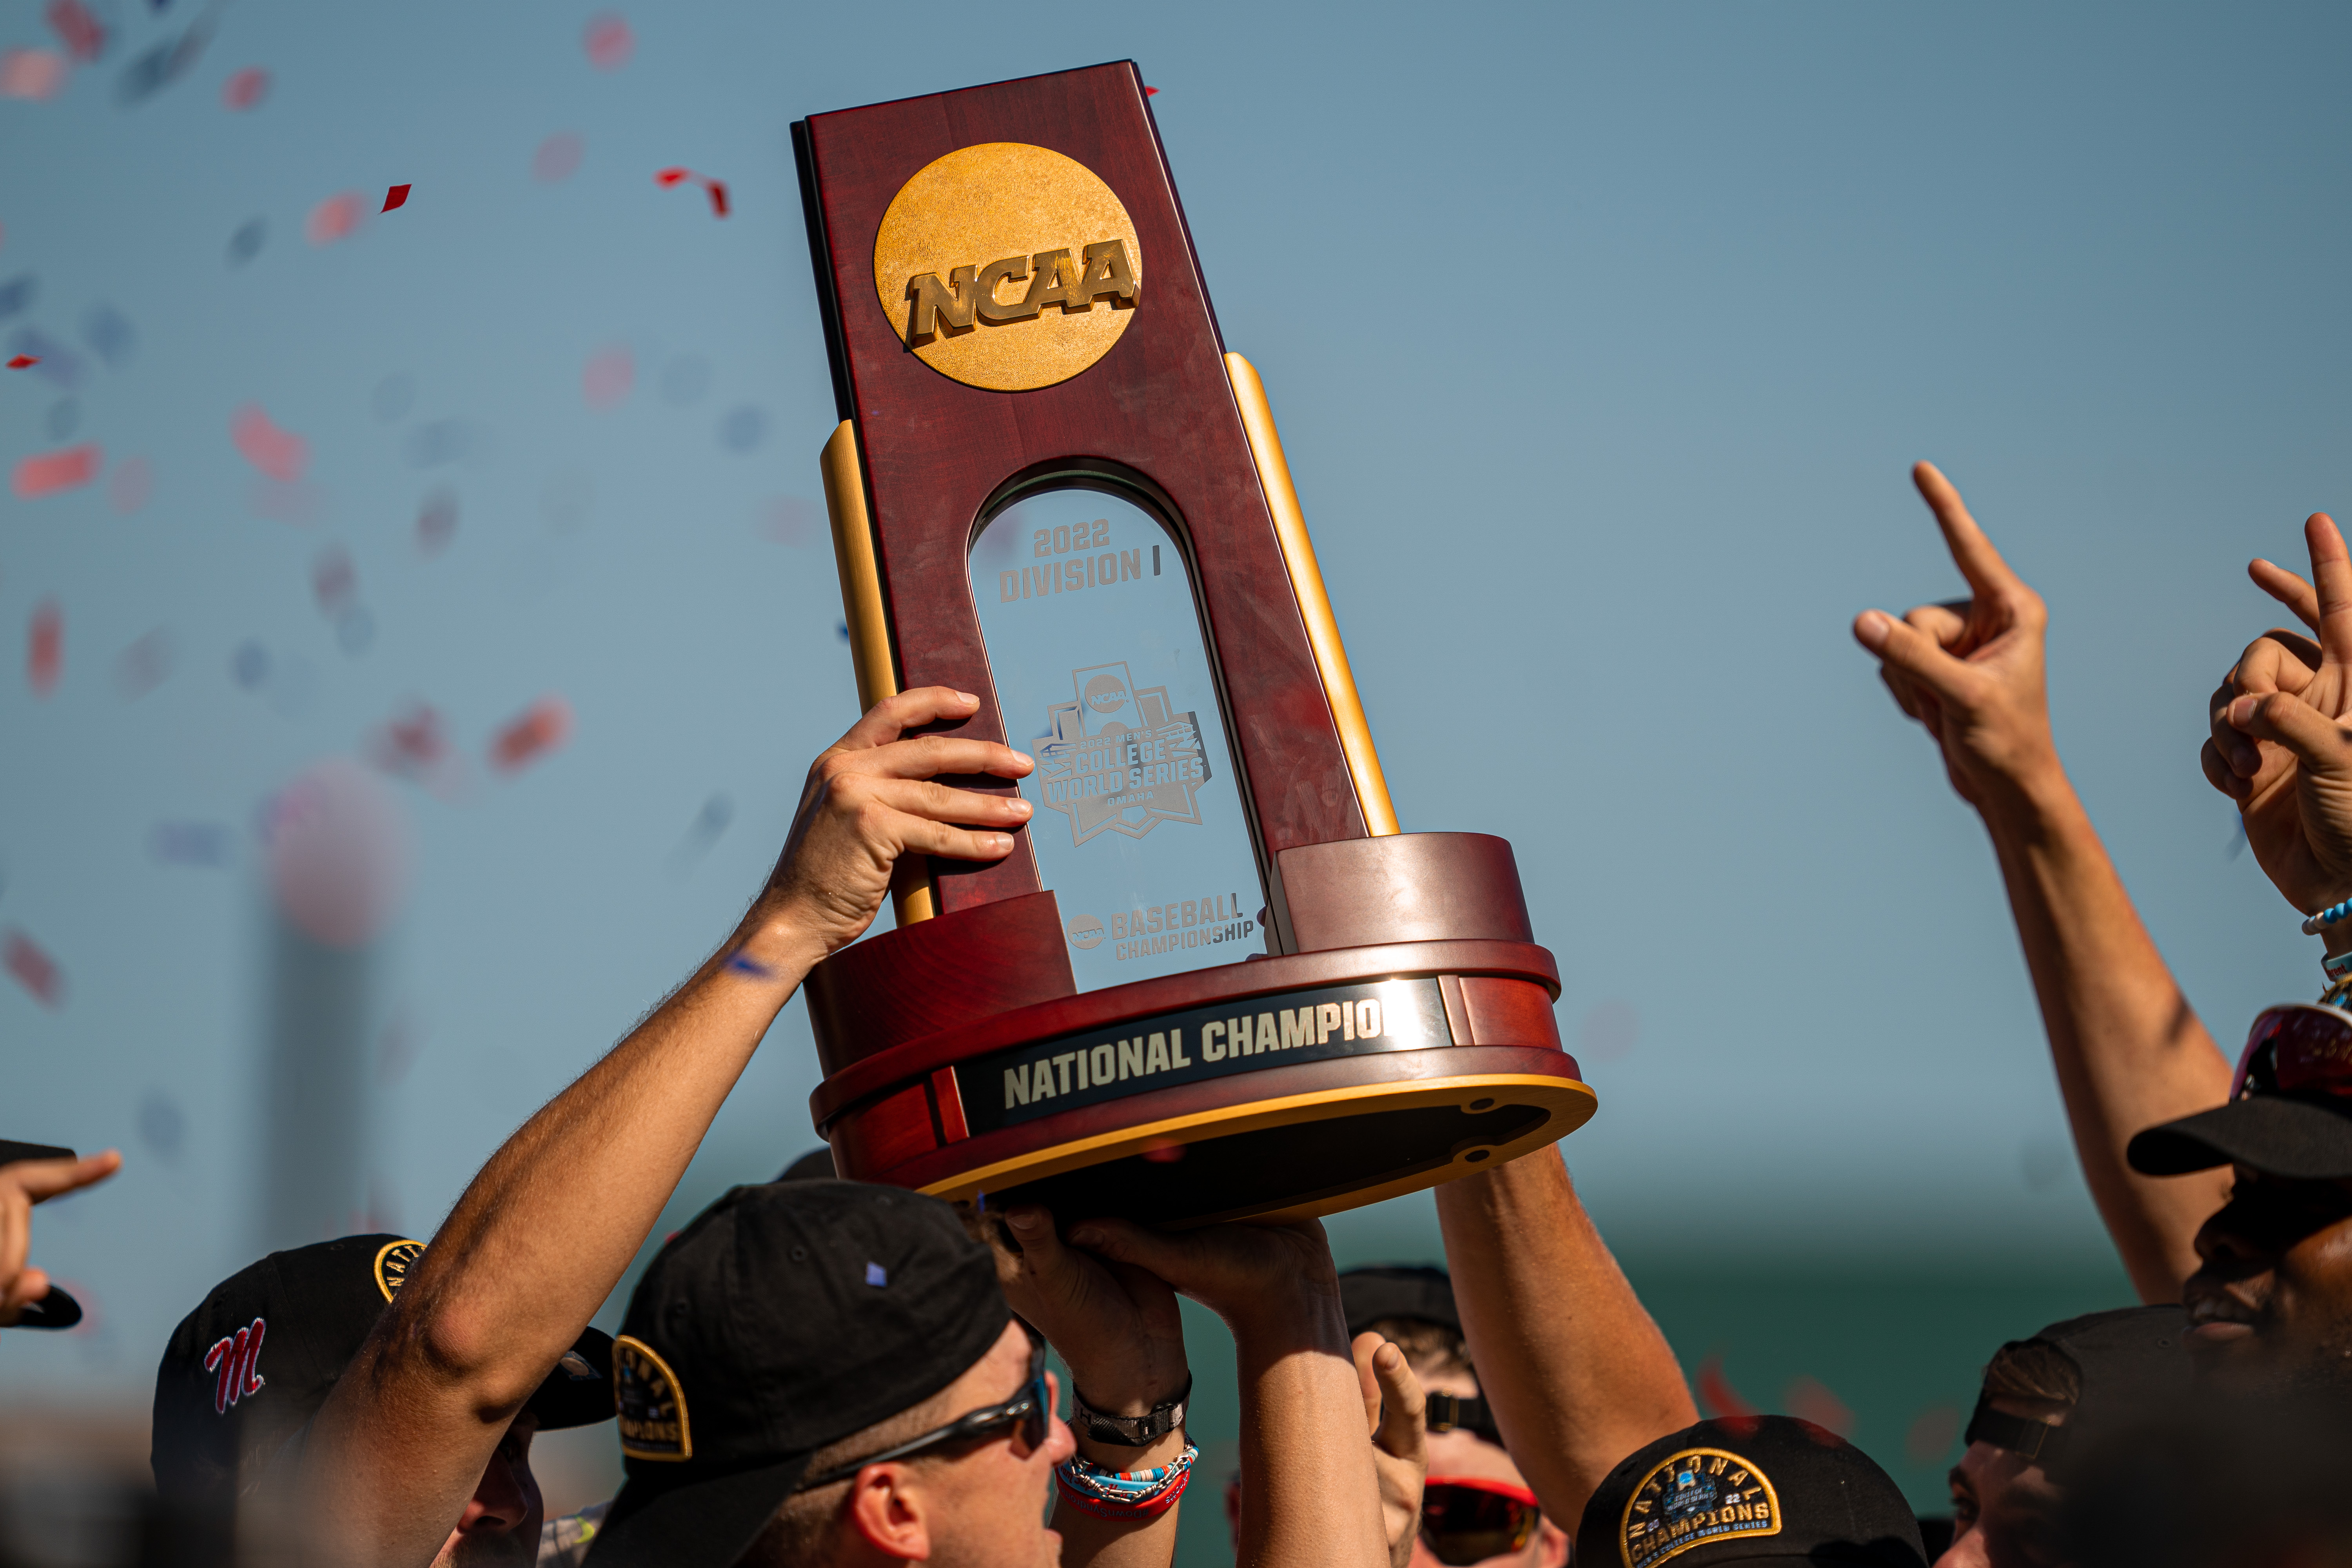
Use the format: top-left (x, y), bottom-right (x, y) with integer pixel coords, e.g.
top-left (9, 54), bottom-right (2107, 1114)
top-left (491, 696), bottom-right (573, 773)
top-left (382, 183), bottom-right (411, 212)
top-left (1145, 86), bottom-right (1159, 96)
top-left (532, 131), bottom-right (583, 183)
top-left (12, 443), bottom-right (100, 499)
top-left (28, 599), bottom-right (61, 696)
top-left (222, 66), bottom-right (268, 110)
top-left (305, 191), bottom-right (365, 245)
top-left (231, 403), bottom-right (308, 483)
top-left (416, 488), bottom-right (457, 556)
top-left (1904, 1403), bottom-right (1962, 1466)
top-left (1782, 1375), bottom-right (1856, 1439)
top-left (583, 13), bottom-right (633, 71)
top-left (0, 47), bottom-right (67, 100)
top-left (7, 355), bottom-right (38, 369)
top-left (4, 929), bottom-right (64, 1009)
top-left (1694, 1354), bottom-right (1758, 1420)
top-left (582, 344), bottom-right (634, 409)
top-left (44, 0), bottom-right (104, 63)
top-left (312, 546), bottom-right (356, 616)
top-left (655, 167), bottom-right (729, 218)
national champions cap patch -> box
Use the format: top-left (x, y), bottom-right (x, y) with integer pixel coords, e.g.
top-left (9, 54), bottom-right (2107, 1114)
top-left (373, 1239), bottom-right (424, 1300)
top-left (1619, 1446), bottom-right (1782, 1568)
top-left (615, 1334), bottom-right (693, 1461)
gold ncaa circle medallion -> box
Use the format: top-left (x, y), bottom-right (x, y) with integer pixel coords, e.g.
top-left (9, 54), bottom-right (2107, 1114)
top-left (873, 143), bottom-right (1142, 392)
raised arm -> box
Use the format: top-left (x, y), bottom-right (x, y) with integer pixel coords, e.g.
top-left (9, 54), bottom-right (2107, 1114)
top-left (1852, 462), bottom-right (2231, 1301)
top-left (300, 688), bottom-right (1034, 1568)
top-left (1434, 1146), bottom-right (1695, 1530)
top-left (1071, 1217), bottom-right (1396, 1568)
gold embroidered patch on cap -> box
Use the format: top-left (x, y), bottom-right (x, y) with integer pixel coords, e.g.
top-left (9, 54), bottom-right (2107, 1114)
top-left (373, 1240), bottom-right (425, 1301)
top-left (1619, 1446), bottom-right (1780, 1568)
top-left (615, 1335), bottom-right (693, 1461)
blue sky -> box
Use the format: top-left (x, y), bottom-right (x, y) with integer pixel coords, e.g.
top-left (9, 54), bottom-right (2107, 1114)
top-left (4, 0), bottom-right (2348, 1443)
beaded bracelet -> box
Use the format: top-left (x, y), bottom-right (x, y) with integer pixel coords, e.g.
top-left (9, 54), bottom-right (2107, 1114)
top-left (1055, 1442), bottom-right (1197, 1521)
top-left (2302, 898), bottom-right (2352, 936)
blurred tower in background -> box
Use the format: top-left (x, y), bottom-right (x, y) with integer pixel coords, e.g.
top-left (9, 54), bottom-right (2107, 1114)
top-left (254, 758), bottom-right (410, 1254)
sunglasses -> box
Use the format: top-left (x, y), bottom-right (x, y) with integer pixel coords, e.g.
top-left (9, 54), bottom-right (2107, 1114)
top-left (2232, 1004), bottom-right (2352, 1103)
top-left (1419, 1477), bottom-right (1542, 1566)
top-left (799, 1345), bottom-right (1051, 1489)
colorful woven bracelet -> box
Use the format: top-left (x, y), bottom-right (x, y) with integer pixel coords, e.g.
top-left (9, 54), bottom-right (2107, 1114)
top-left (1055, 1443), bottom-right (1198, 1520)
top-left (2302, 898), bottom-right (2352, 936)
top-left (2325, 949), bottom-right (2352, 985)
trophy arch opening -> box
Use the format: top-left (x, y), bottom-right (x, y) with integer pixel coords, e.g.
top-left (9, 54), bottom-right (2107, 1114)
top-left (967, 464), bottom-right (1274, 993)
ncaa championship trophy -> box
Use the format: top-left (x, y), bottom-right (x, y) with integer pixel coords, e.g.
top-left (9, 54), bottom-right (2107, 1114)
top-left (793, 62), bottom-right (1593, 1224)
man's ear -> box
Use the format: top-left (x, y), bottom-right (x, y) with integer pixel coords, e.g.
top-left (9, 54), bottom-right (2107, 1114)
top-left (846, 1463), bottom-right (933, 1563)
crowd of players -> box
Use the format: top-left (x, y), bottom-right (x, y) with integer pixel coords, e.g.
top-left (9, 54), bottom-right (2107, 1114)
top-left (9, 463), bottom-right (2352, 1566)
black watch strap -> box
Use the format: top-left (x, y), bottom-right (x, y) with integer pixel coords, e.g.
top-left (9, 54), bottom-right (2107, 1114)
top-left (1424, 1390), bottom-right (1503, 1446)
top-left (1072, 1373), bottom-right (1192, 1447)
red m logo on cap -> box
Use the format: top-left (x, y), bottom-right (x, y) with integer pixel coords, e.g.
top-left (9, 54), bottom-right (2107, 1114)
top-left (203, 1318), bottom-right (267, 1415)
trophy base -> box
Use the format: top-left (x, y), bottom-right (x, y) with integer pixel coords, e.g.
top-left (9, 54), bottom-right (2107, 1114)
top-left (804, 833), bottom-right (1591, 1227)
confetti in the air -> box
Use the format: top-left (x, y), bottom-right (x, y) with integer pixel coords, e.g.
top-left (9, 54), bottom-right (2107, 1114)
top-left (137, 1090), bottom-right (186, 1159)
top-left (221, 66), bottom-right (267, 110)
top-left (655, 167), bottom-right (729, 218)
top-left (45, 0), bottom-right (106, 62)
top-left (114, 628), bottom-right (174, 699)
top-left (232, 403), bottom-right (308, 483)
top-left (1782, 1375), bottom-right (1856, 1438)
top-left (583, 13), bottom-right (633, 71)
top-left (582, 344), bottom-right (634, 409)
top-left (115, 18), bottom-right (212, 107)
top-left (533, 131), bottom-right (583, 182)
top-left (381, 183), bottom-right (411, 212)
top-left (0, 48), bottom-right (68, 100)
top-left (1695, 1354), bottom-right (1759, 1420)
top-left (28, 600), bottom-right (62, 695)
top-left (312, 547), bottom-right (357, 618)
top-left (491, 696), bottom-right (573, 773)
top-left (305, 191), bottom-right (365, 245)
top-left (864, 1262), bottom-right (888, 1287)
top-left (227, 217), bottom-right (267, 266)
top-left (1145, 86), bottom-right (1158, 96)
top-left (368, 702), bottom-right (461, 794)
top-left (80, 303), bottom-right (133, 367)
top-left (7, 355), bottom-right (36, 369)
top-left (108, 455), bottom-right (152, 513)
top-left (13, 444), bottom-right (100, 498)
top-left (725, 952), bottom-right (774, 980)
top-left (4, 928), bottom-right (65, 1009)
top-left (0, 275), bottom-right (34, 318)
top-left (416, 487), bottom-right (457, 555)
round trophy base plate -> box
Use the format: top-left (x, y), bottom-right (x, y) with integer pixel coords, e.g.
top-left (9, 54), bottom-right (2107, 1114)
top-left (928, 1062), bottom-right (1595, 1228)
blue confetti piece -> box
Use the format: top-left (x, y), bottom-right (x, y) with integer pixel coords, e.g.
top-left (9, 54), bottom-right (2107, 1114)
top-left (0, 275), bottom-right (34, 320)
top-left (726, 953), bottom-right (774, 980)
top-left (227, 218), bottom-right (266, 268)
top-left (865, 1262), bottom-right (887, 1287)
top-left (719, 404), bottom-right (769, 453)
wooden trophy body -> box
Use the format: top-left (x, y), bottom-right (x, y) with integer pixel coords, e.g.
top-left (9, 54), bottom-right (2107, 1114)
top-left (792, 61), bottom-right (1592, 1225)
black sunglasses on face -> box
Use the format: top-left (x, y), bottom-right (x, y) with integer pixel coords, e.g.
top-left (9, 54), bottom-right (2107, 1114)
top-left (1419, 1479), bottom-right (1541, 1566)
top-left (798, 1347), bottom-right (1051, 1490)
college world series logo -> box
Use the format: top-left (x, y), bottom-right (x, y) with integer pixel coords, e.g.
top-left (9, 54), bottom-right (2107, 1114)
top-left (1033, 662), bottom-right (1210, 846)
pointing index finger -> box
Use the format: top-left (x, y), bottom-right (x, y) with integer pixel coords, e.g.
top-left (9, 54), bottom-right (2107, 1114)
top-left (1913, 461), bottom-right (2025, 605)
top-left (2302, 514), bottom-right (2352, 667)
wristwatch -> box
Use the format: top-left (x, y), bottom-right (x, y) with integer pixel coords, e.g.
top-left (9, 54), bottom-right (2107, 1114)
top-left (1072, 1373), bottom-right (1192, 1447)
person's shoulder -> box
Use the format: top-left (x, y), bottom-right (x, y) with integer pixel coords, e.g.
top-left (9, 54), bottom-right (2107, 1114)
top-left (537, 1499), bottom-right (612, 1567)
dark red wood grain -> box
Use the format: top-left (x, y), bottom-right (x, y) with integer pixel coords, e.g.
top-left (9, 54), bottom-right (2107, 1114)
top-left (809, 936), bottom-right (1560, 1130)
top-left (800, 61), bottom-right (1365, 918)
top-left (805, 889), bottom-right (1076, 1078)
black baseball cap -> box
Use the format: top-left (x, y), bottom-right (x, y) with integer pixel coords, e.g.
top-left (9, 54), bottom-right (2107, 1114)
top-left (2, 1138), bottom-right (84, 1329)
top-left (585, 1180), bottom-right (1012, 1568)
top-left (2129, 1002), bottom-right (2352, 1180)
top-left (1965, 1306), bottom-right (2188, 1478)
top-left (152, 1234), bottom-right (613, 1504)
top-left (1577, 1417), bottom-right (1926, 1568)
top-left (1339, 1265), bottom-right (1461, 1337)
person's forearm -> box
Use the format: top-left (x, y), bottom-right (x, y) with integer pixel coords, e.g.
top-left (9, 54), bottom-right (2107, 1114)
top-left (304, 898), bottom-right (825, 1565)
top-left (1231, 1293), bottom-right (1387, 1568)
top-left (1976, 764), bottom-right (2234, 1302)
top-left (1436, 1147), bottom-right (1695, 1531)
top-left (1052, 1426), bottom-right (1187, 1568)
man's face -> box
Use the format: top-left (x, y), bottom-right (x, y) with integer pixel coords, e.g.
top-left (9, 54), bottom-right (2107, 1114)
top-left (1936, 1408), bottom-right (2067, 1568)
top-left (1408, 1371), bottom-right (1565, 1568)
top-left (920, 1319), bottom-right (1074, 1568)
top-left (429, 1414), bottom-right (542, 1568)
top-left (2183, 1165), bottom-right (2352, 1391)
